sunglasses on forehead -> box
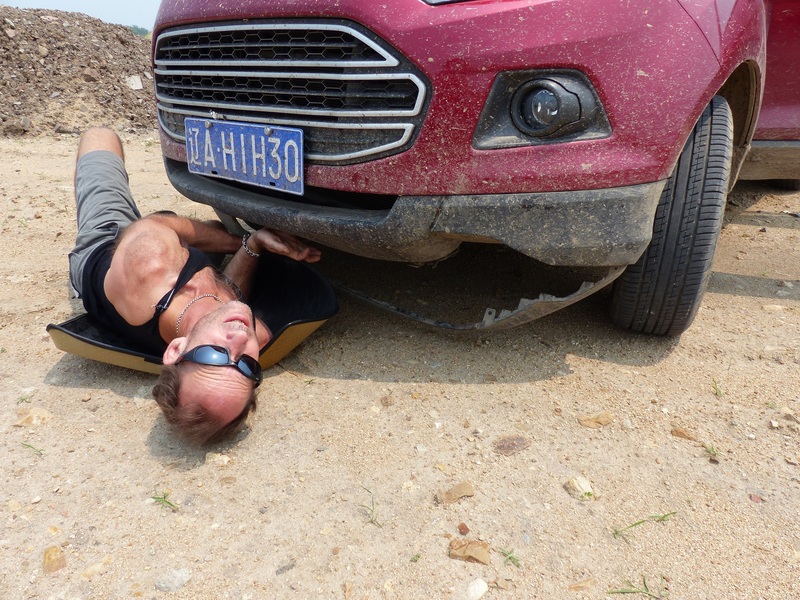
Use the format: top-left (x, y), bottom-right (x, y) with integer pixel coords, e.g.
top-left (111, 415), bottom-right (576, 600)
top-left (176, 344), bottom-right (263, 386)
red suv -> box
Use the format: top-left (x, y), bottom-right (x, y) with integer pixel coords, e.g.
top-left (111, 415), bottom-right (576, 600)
top-left (151, 0), bottom-right (799, 335)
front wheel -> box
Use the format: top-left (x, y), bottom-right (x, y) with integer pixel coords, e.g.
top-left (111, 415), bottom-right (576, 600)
top-left (610, 96), bottom-right (733, 336)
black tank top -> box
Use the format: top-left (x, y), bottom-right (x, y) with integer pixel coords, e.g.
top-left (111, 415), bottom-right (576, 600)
top-left (81, 240), bottom-right (214, 354)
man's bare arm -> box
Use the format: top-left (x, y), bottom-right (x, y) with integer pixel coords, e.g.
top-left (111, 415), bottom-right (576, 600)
top-left (223, 228), bottom-right (321, 300)
top-left (144, 213), bottom-right (241, 254)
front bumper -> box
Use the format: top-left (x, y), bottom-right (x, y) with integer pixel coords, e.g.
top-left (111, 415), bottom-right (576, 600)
top-left (166, 158), bottom-right (664, 266)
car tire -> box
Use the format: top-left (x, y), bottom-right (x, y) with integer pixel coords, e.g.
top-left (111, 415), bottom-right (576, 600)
top-left (610, 95), bottom-right (733, 336)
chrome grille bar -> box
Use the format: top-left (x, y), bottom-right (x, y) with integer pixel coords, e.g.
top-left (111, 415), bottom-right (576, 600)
top-left (154, 70), bottom-right (426, 118)
top-left (154, 20), bottom-right (428, 164)
top-left (155, 22), bottom-right (399, 68)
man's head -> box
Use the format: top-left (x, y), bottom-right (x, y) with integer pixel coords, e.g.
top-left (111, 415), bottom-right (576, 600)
top-left (154, 301), bottom-right (262, 444)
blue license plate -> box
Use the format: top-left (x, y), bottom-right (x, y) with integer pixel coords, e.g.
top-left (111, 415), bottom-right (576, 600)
top-left (184, 118), bottom-right (304, 196)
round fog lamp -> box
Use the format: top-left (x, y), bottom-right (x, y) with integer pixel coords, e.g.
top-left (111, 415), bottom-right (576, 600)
top-left (525, 88), bottom-right (559, 127)
top-left (510, 77), bottom-right (586, 138)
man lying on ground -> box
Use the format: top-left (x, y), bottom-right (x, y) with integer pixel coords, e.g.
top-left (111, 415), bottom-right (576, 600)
top-left (68, 127), bottom-right (320, 444)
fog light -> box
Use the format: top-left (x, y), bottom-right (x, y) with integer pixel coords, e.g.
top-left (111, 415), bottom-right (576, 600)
top-left (526, 88), bottom-right (560, 127)
top-left (473, 69), bottom-right (609, 149)
top-left (511, 79), bottom-right (582, 137)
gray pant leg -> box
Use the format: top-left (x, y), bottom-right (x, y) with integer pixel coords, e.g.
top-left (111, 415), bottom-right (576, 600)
top-left (68, 150), bottom-right (141, 297)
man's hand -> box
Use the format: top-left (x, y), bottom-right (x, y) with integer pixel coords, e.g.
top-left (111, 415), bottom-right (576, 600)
top-left (251, 228), bottom-right (321, 263)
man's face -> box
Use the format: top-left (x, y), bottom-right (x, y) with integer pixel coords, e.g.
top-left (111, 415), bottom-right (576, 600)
top-left (173, 301), bottom-right (261, 425)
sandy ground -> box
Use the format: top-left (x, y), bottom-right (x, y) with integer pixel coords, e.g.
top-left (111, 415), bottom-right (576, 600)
top-left (1, 134), bottom-right (799, 600)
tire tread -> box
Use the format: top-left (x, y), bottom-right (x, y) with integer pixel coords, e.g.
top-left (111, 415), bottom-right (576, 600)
top-left (610, 96), bottom-right (733, 335)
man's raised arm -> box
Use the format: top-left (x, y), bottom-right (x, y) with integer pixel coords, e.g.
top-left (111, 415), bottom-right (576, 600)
top-left (143, 212), bottom-right (241, 255)
top-left (223, 228), bottom-right (321, 300)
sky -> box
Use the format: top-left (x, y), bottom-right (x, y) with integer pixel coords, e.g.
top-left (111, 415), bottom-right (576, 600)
top-left (3, 0), bottom-right (162, 29)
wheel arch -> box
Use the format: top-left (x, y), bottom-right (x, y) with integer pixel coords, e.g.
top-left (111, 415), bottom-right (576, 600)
top-left (715, 59), bottom-right (762, 187)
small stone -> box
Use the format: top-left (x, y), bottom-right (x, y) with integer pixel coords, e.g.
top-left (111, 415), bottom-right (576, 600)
top-left (82, 68), bottom-right (101, 83)
top-left (466, 578), bottom-right (489, 600)
top-left (568, 577), bottom-right (598, 591)
top-left (563, 476), bottom-right (594, 500)
top-left (747, 433), bottom-right (756, 440)
top-left (457, 522), bottom-right (470, 535)
top-left (436, 481), bottom-right (475, 505)
top-left (155, 568), bottom-right (192, 592)
top-left (380, 395), bottom-right (395, 407)
top-left (125, 75), bottom-right (143, 90)
top-left (671, 427), bottom-right (697, 441)
top-left (14, 407), bottom-right (53, 427)
top-left (448, 539), bottom-right (491, 565)
top-left (4, 119), bottom-right (25, 135)
top-left (770, 420), bottom-right (781, 429)
top-left (492, 435), bottom-right (531, 456)
top-left (43, 546), bottom-right (66, 574)
top-left (577, 411), bottom-right (613, 429)
top-left (55, 124), bottom-right (78, 134)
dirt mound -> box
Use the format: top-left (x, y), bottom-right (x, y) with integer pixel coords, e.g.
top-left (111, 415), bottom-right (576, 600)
top-left (0, 6), bottom-right (156, 136)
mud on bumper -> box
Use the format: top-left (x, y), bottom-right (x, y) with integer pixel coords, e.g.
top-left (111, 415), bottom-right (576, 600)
top-left (165, 157), bottom-right (664, 267)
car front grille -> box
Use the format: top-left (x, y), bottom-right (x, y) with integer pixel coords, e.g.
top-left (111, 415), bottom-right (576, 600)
top-left (154, 20), bottom-right (429, 165)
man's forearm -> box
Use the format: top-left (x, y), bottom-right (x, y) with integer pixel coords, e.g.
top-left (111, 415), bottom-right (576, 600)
top-left (222, 228), bottom-right (321, 300)
top-left (222, 235), bottom-right (261, 300)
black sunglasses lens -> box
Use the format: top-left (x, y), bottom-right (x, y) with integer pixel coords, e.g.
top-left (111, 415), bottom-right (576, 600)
top-left (180, 345), bottom-right (261, 383)
top-left (194, 345), bottom-right (230, 365)
top-left (238, 356), bottom-right (262, 380)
